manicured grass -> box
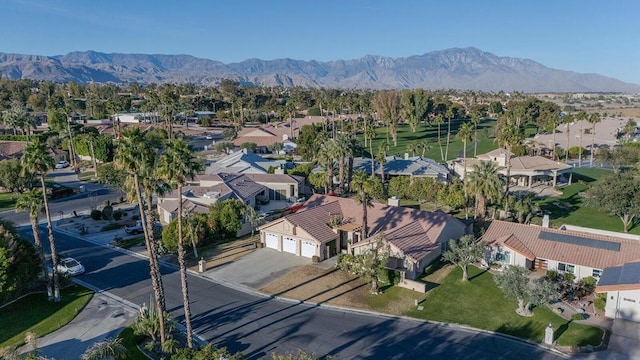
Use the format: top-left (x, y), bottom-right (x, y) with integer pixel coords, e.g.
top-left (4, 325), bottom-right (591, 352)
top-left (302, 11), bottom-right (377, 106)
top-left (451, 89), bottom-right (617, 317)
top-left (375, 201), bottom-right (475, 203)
top-left (0, 192), bottom-right (21, 212)
top-left (404, 266), bottom-right (603, 347)
top-left (117, 326), bottom-right (148, 360)
top-left (535, 167), bottom-right (640, 234)
top-left (115, 236), bottom-right (145, 249)
top-left (359, 118), bottom-right (499, 162)
top-left (0, 285), bottom-right (93, 348)
top-left (77, 171), bottom-right (96, 182)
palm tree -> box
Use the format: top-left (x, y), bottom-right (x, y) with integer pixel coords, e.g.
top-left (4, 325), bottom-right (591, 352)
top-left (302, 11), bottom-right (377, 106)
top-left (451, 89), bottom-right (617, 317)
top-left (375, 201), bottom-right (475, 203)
top-left (81, 337), bottom-right (127, 360)
top-left (563, 113), bottom-right (574, 162)
top-left (317, 140), bottom-right (336, 193)
top-left (467, 161), bottom-right (503, 219)
top-left (376, 141), bottom-right (390, 182)
top-left (350, 170), bottom-right (374, 242)
top-left (15, 189), bottom-right (51, 298)
top-left (550, 115), bottom-right (560, 160)
top-left (576, 111), bottom-right (588, 167)
top-left (418, 141), bottom-right (431, 157)
top-left (444, 108), bottom-right (454, 160)
top-left (21, 139), bottom-right (60, 301)
top-left (406, 143), bottom-right (419, 157)
top-left (158, 139), bottom-right (202, 348)
top-left (434, 114), bottom-right (445, 161)
top-left (114, 128), bottom-right (167, 346)
top-left (495, 120), bottom-right (522, 215)
top-left (470, 114), bottom-right (481, 157)
top-left (364, 124), bottom-right (377, 177)
top-left (335, 133), bottom-right (352, 194)
top-left (588, 112), bottom-right (601, 167)
top-left (456, 122), bottom-right (473, 219)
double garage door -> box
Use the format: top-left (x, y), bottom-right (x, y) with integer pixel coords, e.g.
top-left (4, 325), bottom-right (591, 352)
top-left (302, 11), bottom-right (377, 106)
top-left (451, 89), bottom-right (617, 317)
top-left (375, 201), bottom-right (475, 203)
top-left (264, 233), bottom-right (317, 258)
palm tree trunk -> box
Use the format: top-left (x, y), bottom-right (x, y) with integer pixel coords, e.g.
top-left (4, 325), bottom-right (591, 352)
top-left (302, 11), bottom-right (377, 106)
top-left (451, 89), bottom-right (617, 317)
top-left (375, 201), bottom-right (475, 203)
top-left (347, 156), bottom-right (354, 192)
top-left (504, 151), bottom-right (512, 216)
top-left (146, 192), bottom-right (165, 311)
top-left (463, 140), bottom-right (468, 220)
top-left (338, 158), bottom-right (345, 194)
top-left (361, 190), bottom-right (368, 241)
top-left (579, 121), bottom-right (584, 167)
top-left (134, 175), bottom-right (166, 346)
top-left (437, 123), bottom-right (444, 162)
top-left (473, 124), bottom-right (478, 157)
top-left (89, 138), bottom-right (98, 177)
top-left (369, 142), bottom-right (375, 178)
top-left (445, 118), bottom-right (451, 160)
top-left (30, 213), bottom-right (52, 298)
top-left (66, 119), bottom-right (77, 169)
top-left (590, 124), bottom-right (596, 167)
top-left (177, 183), bottom-right (193, 348)
top-left (566, 125), bottom-right (570, 162)
top-left (477, 194), bottom-right (486, 219)
top-left (40, 175), bottom-right (60, 301)
top-left (552, 126), bottom-right (557, 161)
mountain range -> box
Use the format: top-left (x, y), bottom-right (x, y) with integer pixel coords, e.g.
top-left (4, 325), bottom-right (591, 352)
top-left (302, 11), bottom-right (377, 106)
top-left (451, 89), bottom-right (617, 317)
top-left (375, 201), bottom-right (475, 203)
top-left (0, 47), bottom-right (638, 93)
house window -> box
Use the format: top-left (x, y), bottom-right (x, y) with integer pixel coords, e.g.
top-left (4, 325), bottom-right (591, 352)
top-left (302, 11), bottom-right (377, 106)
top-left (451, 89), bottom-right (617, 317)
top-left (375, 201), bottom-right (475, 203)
top-left (496, 251), bottom-right (510, 263)
top-left (558, 263), bottom-right (575, 274)
top-left (592, 269), bottom-right (602, 278)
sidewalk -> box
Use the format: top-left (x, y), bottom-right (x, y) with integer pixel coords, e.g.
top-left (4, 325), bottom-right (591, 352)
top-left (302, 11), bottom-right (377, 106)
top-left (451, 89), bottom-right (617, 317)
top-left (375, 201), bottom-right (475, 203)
top-left (18, 294), bottom-right (137, 360)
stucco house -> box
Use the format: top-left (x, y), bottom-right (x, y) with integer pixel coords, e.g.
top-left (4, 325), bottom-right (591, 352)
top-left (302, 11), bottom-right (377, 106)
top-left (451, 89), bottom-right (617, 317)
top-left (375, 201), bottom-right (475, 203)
top-left (205, 149), bottom-right (291, 175)
top-left (258, 194), bottom-right (468, 280)
top-left (450, 148), bottom-right (573, 187)
top-left (482, 220), bottom-right (640, 281)
top-left (195, 172), bottom-right (304, 201)
top-left (596, 261), bottom-right (640, 322)
top-left (351, 155), bottom-right (450, 182)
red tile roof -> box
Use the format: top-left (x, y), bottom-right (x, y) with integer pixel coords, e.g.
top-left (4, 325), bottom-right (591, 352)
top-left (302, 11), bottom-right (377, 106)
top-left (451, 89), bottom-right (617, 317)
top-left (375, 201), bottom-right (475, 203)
top-left (483, 220), bottom-right (640, 270)
top-left (282, 194), bottom-right (466, 262)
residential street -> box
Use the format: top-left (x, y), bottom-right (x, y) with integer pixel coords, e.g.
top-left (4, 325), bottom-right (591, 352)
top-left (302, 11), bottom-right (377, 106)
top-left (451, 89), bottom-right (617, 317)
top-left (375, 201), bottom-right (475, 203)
top-left (15, 225), bottom-right (567, 360)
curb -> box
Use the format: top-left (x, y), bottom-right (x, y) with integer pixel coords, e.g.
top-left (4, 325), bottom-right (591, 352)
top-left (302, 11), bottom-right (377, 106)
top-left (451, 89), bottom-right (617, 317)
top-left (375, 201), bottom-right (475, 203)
top-left (54, 227), bottom-right (569, 358)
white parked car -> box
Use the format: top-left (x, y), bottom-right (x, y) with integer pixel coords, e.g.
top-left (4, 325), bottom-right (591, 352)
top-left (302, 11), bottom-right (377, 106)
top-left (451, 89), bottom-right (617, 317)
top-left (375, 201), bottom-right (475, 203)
top-left (55, 161), bottom-right (70, 169)
top-left (57, 257), bottom-right (85, 276)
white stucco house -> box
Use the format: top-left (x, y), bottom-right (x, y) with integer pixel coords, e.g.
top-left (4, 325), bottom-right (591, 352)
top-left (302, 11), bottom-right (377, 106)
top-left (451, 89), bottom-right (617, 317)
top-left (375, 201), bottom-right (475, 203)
top-left (597, 261), bottom-right (640, 322)
top-left (482, 220), bottom-right (640, 282)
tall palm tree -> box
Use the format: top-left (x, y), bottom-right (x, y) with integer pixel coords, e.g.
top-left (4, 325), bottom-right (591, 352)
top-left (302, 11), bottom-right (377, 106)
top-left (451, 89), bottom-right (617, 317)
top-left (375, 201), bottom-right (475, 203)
top-left (15, 189), bottom-right (51, 298)
top-left (406, 143), bottom-right (418, 157)
top-left (467, 161), bottom-right (503, 219)
top-left (317, 141), bottom-right (336, 193)
top-left (376, 141), bottom-right (390, 182)
top-left (434, 114), bottom-right (445, 162)
top-left (418, 141), bottom-right (431, 157)
top-left (364, 124), bottom-right (377, 177)
top-left (576, 111), bottom-right (588, 167)
top-left (158, 139), bottom-right (202, 348)
top-left (444, 108), bottom-right (454, 160)
top-left (456, 122), bottom-right (473, 219)
top-left (114, 128), bottom-right (167, 346)
top-left (350, 170), bottom-right (374, 242)
top-left (550, 115), bottom-right (560, 160)
top-left (495, 120), bottom-right (522, 215)
top-left (335, 133), bottom-right (353, 193)
top-left (588, 113), bottom-right (601, 167)
top-left (21, 139), bottom-right (60, 301)
top-left (563, 113), bottom-right (574, 162)
top-left (470, 114), bottom-right (481, 157)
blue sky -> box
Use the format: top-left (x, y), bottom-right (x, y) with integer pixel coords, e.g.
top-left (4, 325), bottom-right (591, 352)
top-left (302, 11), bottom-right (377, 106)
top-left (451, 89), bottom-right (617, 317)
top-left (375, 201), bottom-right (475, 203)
top-left (2, 0), bottom-right (639, 83)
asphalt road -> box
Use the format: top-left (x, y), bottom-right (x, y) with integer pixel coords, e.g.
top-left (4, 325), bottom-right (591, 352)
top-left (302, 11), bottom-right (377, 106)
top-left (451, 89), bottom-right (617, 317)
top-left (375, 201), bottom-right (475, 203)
top-left (16, 226), bottom-right (566, 360)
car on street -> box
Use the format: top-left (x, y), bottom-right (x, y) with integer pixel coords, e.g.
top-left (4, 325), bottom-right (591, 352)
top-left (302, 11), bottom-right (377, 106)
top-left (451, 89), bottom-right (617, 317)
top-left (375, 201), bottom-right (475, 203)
top-left (57, 257), bottom-right (85, 276)
top-left (55, 160), bottom-right (70, 169)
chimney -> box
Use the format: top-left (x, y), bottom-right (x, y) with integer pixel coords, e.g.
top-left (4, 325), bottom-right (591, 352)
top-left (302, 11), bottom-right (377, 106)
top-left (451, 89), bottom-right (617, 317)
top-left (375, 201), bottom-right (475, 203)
top-left (542, 215), bottom-right (550, 228)
top-left (388, 196), bottom-right (400, 207)
top-left (404, 153), bottom-right (409, 160)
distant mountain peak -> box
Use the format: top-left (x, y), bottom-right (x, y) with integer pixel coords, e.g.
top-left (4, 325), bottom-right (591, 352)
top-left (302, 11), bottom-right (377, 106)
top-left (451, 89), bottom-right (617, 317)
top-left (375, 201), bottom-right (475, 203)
top-left (0, 48), bottom-right (638, 92)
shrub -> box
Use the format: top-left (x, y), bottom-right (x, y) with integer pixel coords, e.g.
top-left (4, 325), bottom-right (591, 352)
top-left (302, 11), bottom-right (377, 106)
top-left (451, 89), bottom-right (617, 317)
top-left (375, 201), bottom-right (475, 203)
top-left (564, 273), bottom-right (576, 283)
top-left (101, 223), bottom-right (124, 232)
top-left (546, 270), bottom-right (560, 281)
top-left (581, 276), bottom-right (598, 291)
top-left (90, 209), bottom-right (102, 220)
top-left (132, 214), bottom-right (140, 221)
top-left (594, 293), bottom-right (607, 311)
top-left (102, 203), bottom-right (114, 221)
top-left (113, 210), bottom-right (123, 221)
top-left (571, 313), bottom-right (585, 321)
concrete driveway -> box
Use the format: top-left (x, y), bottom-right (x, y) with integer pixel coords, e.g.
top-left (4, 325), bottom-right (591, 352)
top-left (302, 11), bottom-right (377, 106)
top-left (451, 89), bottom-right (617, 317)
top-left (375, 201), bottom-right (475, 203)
top-left (606, 319), bottom-right (640, 359)
top-left (203, 248), bottom-right (310, 289)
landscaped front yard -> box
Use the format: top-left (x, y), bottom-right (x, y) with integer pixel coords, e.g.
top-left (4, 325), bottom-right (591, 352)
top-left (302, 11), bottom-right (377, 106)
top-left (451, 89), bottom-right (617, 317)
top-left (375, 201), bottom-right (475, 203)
top-left (407, 265), bottom-right (603, 347)
top-left (261, 261), bottom-right (603, 348)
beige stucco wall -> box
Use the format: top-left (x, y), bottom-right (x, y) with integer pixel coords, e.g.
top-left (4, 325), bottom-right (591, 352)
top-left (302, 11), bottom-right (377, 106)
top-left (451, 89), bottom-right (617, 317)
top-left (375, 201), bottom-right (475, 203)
top-left (260, 220), bottom-right (320, 257)
top-left (606, 289), bottom-right (640, 322)
top-left (544, 259), bottom-right (601, 281)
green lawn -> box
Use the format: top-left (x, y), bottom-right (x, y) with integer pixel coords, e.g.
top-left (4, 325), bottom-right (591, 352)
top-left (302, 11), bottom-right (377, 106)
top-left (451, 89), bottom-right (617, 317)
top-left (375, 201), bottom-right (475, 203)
top-left (117, 326), bottom-right (148, 360)
top-left (359, 118), bottom-right (499, 161)
top-left (404, 266), bottom-right (603, 347)
top-left (535, 167), bottom-right (640, 234)
top-left (0, 286), bottom-right (93, 348)
top-left (0, 192), bottom-right (21, 212)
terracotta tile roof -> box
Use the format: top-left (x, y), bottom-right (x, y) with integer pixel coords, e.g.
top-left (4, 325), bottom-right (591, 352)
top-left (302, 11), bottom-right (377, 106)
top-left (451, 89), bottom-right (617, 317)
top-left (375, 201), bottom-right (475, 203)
top-left (487, 234), bottom-right (536, 261)
top-left (0, 141), bottom-right (27, 159)
top-left (483, 220), bottom-right (640, 270)
top-left (285, 194), bottom-right (466, 262)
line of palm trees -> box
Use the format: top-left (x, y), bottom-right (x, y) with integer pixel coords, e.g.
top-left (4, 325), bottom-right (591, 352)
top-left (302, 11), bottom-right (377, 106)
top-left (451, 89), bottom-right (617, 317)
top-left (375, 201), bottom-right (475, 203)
top-left (16, 129), bottom-right (201, 350)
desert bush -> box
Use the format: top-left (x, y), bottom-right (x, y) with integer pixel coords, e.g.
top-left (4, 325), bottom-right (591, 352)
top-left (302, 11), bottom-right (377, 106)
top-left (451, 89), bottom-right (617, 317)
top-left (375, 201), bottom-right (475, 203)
top-left (546, 270), bottom-right (560, 281)
top-left (594, 293), bottom-right (607, 311)
top-left (102, 202), bottom-right (114, 220)
top-left (113, 210), bottom-right (123, 221)
top-left (90, 209), bottom-right (102, 220)
top-left (564, 273), bottom-right (576, 283)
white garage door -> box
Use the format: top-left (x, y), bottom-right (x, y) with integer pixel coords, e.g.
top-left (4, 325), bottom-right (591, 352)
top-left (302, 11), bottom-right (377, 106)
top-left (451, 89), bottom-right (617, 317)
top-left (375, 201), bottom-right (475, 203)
top-left (265, 233), bottom-right (278, 249)
top-left (282, 237), bottom-right (297, 254)
top-left (301, 241), bottom-right (316, 258)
